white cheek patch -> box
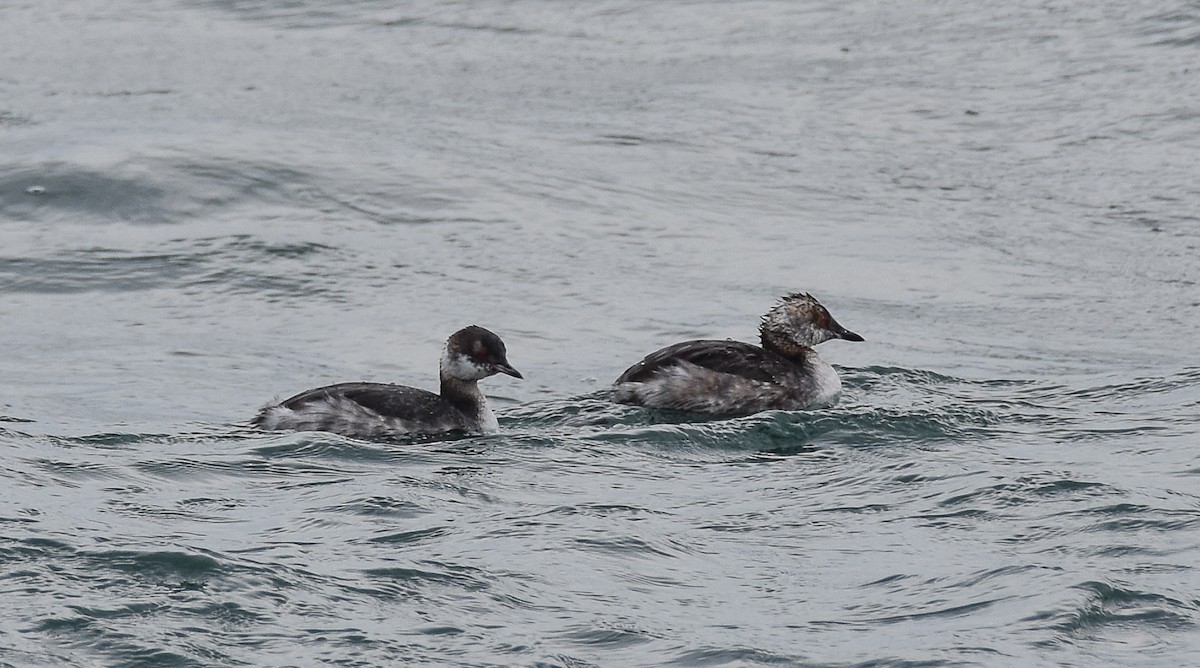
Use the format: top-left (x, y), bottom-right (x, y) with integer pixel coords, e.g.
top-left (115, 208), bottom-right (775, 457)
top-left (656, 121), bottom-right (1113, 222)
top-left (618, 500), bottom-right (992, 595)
top-left (441, 351), bottom-right (492, 381)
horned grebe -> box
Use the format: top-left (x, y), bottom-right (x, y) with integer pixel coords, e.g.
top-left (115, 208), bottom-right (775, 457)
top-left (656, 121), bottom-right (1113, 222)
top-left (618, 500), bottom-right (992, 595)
top-left (612, 293), bottom-right (862, 415)
top-left (253, 325), bottom-right (521, 439)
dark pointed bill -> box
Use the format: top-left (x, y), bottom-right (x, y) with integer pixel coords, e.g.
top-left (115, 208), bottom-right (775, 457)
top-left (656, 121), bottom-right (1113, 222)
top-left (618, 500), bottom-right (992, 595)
top-left (831, 320), bottom-right (864, 342)
top-left (494, 362), bottom-right (523, 379)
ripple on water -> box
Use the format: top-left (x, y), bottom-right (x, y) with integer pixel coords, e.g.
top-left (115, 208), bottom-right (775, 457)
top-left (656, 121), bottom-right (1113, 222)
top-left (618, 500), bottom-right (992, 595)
top-left (0, 164), bottom-right (168, 223)
top-left (1139, 7), bottom-right (1200, 48)
top-left (665, 646), bottom-right (825, 667)
top-left (935, 475), bottom-right (1116, 512)
top-left (511, 370), bottom-right (1014, 455)
top-left (572, 534), bottom-right (690, 560)
top-left (318, 495), bottom-right (431, 519)
top-left (1034, 580), bottom-right (1200, 641)
top-left (510, 364), bottom-right (1199, 458)
top-left (1074, 503), bottom-right (1200, 535)
top-left (0, 159), bottom-right (337, 224)
top-left (559, 622), bottom-right (659, 650)
top-left (351, 562), bottom-right (494, 603)
top-left (248, 432), bottom-right (432, 463)
top-left (365, 526), bottom-right (453, 546)
top-left (0, 240), bottom-right (346, 300)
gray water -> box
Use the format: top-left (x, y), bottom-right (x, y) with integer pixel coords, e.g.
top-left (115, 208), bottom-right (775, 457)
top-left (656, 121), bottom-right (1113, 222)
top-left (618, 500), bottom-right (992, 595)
top-left (3, 1), bottom-right (1200, 666)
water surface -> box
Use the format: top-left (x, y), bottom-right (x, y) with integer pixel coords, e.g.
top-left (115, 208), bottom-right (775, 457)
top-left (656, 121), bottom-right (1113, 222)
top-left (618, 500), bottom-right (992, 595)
top-left (2, 1), bottom-right (1199, 666)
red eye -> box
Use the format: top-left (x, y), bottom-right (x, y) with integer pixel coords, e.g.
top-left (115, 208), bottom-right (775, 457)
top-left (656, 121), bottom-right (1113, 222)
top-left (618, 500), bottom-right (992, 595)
top-left (470, 342), bottom-right (488, 363)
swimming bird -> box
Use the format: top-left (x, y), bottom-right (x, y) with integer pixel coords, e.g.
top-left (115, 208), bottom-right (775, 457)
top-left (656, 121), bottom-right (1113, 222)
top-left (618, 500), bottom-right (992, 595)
top-left (612, 293), bottom-right (862, 415)
top-left (253, 325), bottom-right (521, 439)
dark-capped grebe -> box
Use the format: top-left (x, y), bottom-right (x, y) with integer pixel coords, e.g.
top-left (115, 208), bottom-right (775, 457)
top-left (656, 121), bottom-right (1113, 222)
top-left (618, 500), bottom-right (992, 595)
top-left (253, 325), bottom-right (521, 439)
top-left (612, 293), bottom-right (862, 415)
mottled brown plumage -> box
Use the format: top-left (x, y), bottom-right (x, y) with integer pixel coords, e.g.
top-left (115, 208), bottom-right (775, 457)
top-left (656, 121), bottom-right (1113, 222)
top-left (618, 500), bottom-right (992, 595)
top-left (613, 294), bottom-right (862, 415)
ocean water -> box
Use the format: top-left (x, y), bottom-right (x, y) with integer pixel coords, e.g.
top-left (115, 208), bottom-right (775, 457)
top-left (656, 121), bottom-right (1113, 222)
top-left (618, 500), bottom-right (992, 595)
top-left (2, 1), bottom-right (1199, 666)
